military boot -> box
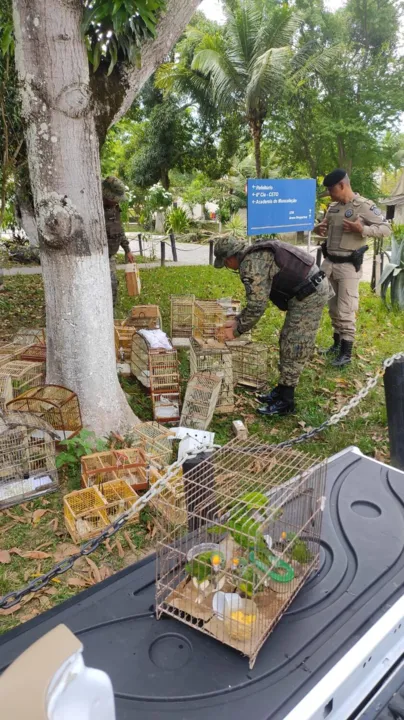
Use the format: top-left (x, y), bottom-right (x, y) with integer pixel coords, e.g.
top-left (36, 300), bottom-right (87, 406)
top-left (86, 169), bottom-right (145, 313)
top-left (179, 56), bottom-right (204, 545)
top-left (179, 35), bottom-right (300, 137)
top-left (320, 333), bottom-right (340, 356)
top-left (331, 340), bottom-right (353, 367)
top-left (256, 385), bottom-right (281, 404)
top-left (257, 385), bottom-right (295, 416)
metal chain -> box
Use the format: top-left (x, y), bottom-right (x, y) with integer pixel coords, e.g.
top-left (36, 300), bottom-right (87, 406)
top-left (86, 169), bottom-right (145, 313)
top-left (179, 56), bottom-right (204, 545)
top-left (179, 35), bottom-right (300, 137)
top-left (1, 351), bottom-right (403, 610)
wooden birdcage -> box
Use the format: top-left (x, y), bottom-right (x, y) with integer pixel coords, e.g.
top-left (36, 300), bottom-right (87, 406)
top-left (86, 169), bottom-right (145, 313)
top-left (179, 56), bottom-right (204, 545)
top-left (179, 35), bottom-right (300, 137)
top-left (123, 305), bottom-right (162, 330)
top-left (156, 437), bottom-right (326, 668)
top-left (170, 295), bottom-right (195, 344)
top-left (0, 360), bottom-right (45, 398)
top-left (126, 421), bottom-right (174, 468)
top-left (180, 372), bottom-right (222, 430)
top-left (114, 321), bottom-right (137, 362)
top-left (0, 344), bottom-right (30, 367)
top-left (81, 447), bottom-right (148, 492)
top-left (190, 337), bottom-right (234, 414)
top-left (12, 328), bottom-right (46, 346)
top-left (149, 466), bottom-right (187, 530)
top-left (0, 375), bottom-right (12, 412)
top-left (18, 344), bottom-right (47, 363)
top-left (0, 411), bottom-right (58, 509)
top-left (193, 301), bottom-right (226, 344)
top-left (64, 486), bottom-right (109, 543)
top-left (98, 479), bottom-right (140, 524)
top-left (6, 385), bottom-right (82, 441)
top-left (131, 331), bottom-right (180, 422)
top-left (226, 340), bottom-right (268, 389)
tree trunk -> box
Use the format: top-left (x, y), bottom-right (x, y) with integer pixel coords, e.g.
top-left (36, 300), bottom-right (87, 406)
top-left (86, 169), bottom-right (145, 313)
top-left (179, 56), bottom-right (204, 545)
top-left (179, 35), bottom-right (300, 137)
top-left (12, 0), bottom-right (137, 435)
top-left (251, 123), bottom-right (262, 177)
top-left (161, 168), bottom-right (170, 190)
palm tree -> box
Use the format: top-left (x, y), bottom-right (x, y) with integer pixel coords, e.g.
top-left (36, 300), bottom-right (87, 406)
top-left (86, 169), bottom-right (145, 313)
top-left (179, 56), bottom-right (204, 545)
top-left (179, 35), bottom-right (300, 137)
top-left (157, 1), bottom-right (337, 177)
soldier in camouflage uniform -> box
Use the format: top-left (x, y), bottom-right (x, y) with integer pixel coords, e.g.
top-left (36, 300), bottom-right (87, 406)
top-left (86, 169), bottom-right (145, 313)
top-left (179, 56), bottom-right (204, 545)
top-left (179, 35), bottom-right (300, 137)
top-left (102, 176), bottom-right (134, 307)
top-left (214, 236), bottom-right (330, 416)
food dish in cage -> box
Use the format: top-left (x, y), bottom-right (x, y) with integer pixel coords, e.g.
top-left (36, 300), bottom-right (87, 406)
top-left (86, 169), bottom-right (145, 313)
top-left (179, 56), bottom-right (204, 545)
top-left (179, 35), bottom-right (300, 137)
top-left (156, 438), bottom-right (326, 668)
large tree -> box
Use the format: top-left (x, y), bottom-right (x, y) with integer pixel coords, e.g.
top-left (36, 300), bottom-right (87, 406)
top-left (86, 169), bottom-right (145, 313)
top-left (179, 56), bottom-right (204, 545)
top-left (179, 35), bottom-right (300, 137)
top-left (11, 0), bottom-right (199, 434)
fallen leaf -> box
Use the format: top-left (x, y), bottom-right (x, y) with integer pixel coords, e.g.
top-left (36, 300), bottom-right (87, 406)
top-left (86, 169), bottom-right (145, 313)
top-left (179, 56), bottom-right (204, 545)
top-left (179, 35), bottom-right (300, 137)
top-left (22, 551), bottom-right (52, 560)
top-left (99, 565), bottom-right (113, 581)
top-left (53, 543), bottom-right (79, 562)
top-left (0, 550), bottom-right (11, 564)
top-left (20, 610), bottom-right (40, 622)
top-left (9, 547), bottom-right (24, 557)
top-left (115, 539), bottom-right (125, 559)
top-left (123, 531), bottom-right (137, 554)
top-left (298, 421), bottom-right (306, 428)
top-left (85, 557), bottom-right (101, 583)
top-left (41, 499), bottom-right (50, 506)
top-left (48, 518), bottom-right (59, 532)
top-left (0, 604), bottom-right (21, 615)
top-left (35, 541), bottom-right (52, 552)
top-left (32, 509), bottom-right (48, 524)
top-left (20, 504), bottom-right (32, 515)
top-left (44, 587), bottom-right (58, 596)
top-left (5, 511), bottom-right (26, 525)
top-left (68, 577), bottom-right (88, 588)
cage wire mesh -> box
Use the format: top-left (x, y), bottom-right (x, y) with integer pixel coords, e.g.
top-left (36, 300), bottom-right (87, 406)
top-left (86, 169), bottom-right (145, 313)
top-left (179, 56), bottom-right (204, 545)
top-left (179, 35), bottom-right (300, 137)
top-left (156, 437), bottom-right (326, 668)
top-left (180, 372), bottom-right (222, 430)
top-left (0, 360), bottom-right (45, 398)
top-left (6, 385), bottom-right (82, 441)
top-left (190, 337), bottom-right (234, 414)
top-left (123, 305), bottom-right (162, 330)
top-left (0, 375), bottom-right (13, 412)
top-left (226, 341), bottom-right (268, 389)
top-left (125, 422), bottom-right (174, 469)
top-left (0, 344), bottom-right (30, 367)
top-left (0, 412), bottom-right (58, 509)
top-left (81, 448), bottom-right (149, 492)
top-left (97, 479), bottom-right (140, 525)
top-left (149, 346), bottom-right (180, 423)
top-left (64, 485), bottom-right (109, 543)
top-left (193, 301), bottom-right (227, 344)
top-left (170, 295), bottom-right (195, 340)
top-left (114, 321), bottom-right (137, 362)
top-left (149, 466), bottom-right (187, 532)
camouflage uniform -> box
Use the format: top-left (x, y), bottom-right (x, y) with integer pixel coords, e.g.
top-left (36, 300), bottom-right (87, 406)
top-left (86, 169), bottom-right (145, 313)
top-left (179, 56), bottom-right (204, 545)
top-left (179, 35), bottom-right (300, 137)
top-left (102, 177), bottom-right (131, 307)
top-left (214, 237), bottom-right (330, 388)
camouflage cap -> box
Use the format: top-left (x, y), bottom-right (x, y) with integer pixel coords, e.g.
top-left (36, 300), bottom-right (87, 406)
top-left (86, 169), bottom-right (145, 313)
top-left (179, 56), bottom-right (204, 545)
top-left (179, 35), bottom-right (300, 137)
top-left (102, 176), bottom-right (127, 203)
top-left (214, 236), bottom-right (247, 268)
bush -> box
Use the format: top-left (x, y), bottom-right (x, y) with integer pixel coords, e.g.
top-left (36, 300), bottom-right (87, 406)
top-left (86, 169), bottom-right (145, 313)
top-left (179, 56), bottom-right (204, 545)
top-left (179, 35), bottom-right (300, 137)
top-left (165, 207), bottom-right (189, 234)
top-left (3, 227), bottom-right (40, 264)
top-left (145, 183), bottom-right (172, 212)
top-left (224, 214), bottom-right (246, 238)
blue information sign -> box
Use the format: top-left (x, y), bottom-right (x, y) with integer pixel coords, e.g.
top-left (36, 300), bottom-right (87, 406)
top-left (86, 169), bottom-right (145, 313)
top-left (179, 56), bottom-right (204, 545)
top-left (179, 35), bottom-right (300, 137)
top-left (247, 178), bottom-right (316, 236)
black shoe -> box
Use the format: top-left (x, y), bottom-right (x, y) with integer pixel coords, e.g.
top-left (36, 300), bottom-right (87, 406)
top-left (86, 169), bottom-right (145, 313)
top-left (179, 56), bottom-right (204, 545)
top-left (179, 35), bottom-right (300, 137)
top-left (320, 333), bottom-right (340, 356)
top-left (256, 386), bottom-right (281, 404)
top-left (331, 340), bottom-right (353, 367)
top-left (257, 398), bottom-right (295, 416)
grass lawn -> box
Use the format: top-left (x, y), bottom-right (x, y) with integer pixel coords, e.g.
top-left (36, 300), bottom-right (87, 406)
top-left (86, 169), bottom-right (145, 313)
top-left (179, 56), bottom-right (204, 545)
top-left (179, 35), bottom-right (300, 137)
top-left (1, 264), bottom-right (403, 633)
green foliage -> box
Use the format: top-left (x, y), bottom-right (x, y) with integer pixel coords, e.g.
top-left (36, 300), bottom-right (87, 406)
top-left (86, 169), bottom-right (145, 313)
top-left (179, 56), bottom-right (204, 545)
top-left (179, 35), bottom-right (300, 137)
top-left (224, 214), bottom-right (246, 237)
top-left (379, 236), bottom-right (404, 310)
top-left (55, 430), bottom-right (108, 470)
top-left (82, 0), bottom-right (166, 75)
top-left (165, 207), bottom-right (189, 234)
top-left (217, 194), bottom-right (245, 223)
top-left (392, 224), bottom-right (404, 243)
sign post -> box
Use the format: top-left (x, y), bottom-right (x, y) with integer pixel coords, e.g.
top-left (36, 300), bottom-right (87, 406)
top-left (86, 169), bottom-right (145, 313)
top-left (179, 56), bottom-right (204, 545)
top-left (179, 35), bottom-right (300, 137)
top-left (247, 178), bottom-right (316, 237)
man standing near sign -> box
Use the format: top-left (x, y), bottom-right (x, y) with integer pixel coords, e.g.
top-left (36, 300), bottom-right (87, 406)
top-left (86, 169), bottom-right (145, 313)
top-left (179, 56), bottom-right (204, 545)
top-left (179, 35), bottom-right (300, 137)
top-left (213, 236), bottom-right (330, 416)
top-left (314, 169), bottom-right (391, 367)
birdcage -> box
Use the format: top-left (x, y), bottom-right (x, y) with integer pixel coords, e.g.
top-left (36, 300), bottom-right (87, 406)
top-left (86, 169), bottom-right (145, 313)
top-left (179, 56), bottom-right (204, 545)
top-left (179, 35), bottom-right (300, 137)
top-left (0, 344), bottom-right (29, 367)
top-left (217, 297), bottom-right (241, 316)
top-left (180, 372), bottom-right (222, 430)
top-left (193, 301), bottom-right (226, 344)
top-left (123, 305), bottom-right (162, 330)
top-left (18, 344), bottom-right (47, 363)
top-left (0, 361), bottom-right (45, 398)
top-left (226, 341), bottom-right (268, 389)
top-left (190, 337), bottom-right (234, 414)
top-left (12, 328), bottom-right (46, 346)
top-left (81, 447), bottom-right (148, 492)
top-left (126, 421), bottom-right (174, 468)
top-left (156, 437), bottom-right (326, 668)
top-left (0, 375), bottom-right (12, 412)
top-left (149, 466), bottom-right (187, 531)
top-left (131, 332), bottom-right (180, 422)
top-left (64, 486), bottom-right (109, 543)
top-left (97, 479), bottom-right (140, 524)
top-left (0, 411), bottom-right (58, 509)
top-left (6, 385), bottom-right (82, 441)
top-left (114, 321), bottom-right (137, 362)
top-left (170, 295), bottom-right (195, 344)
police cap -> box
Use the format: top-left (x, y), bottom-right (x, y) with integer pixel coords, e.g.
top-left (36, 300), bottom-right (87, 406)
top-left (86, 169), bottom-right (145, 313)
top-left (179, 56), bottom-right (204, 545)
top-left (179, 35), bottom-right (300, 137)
top-left (323, 169), bottom-right (347, 188)
top-left (213, 236), bottom-right (247, 268)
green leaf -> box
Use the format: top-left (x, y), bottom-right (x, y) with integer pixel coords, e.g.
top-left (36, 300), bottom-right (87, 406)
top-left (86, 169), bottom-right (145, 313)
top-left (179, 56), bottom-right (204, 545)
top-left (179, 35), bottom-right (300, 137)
top-left (378, 262), bottom-right (398, 287)
top-left (92, 42), bottom-right (101, 73)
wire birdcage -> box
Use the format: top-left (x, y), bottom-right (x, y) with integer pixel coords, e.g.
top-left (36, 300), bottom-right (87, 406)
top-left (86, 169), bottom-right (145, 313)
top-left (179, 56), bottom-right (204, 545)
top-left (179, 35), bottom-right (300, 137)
top-left (156, 437), bottom-right (326, 668)
top-left (19, 344), bottom-right (47, 363)
top-left (131, 332), bottom-right (180, 422)
top-left (0, 344), bottom-right (29, 367)
top-left (126, 421), bottom-right (174, 468)
top-left (226, 341), bottom-right (268, 389)
top-left (149, 466), bottom-right (187, 531)
top-left (114, 321), bottom-right (137, 362)
top-left (190, 337), bottom-right (234, 414)
top-left (6, 385), bottom-right (82, 441)
top-left (123, 305), bottom-right (162, 330)
top-left (12, 328), bottom-right (46, 346)
top-left (170, 295), bottom-right (195, 342)
top-left (81, 447), bottom-right (148, 492)
top-left (64, 486), bottom-right (109, 543)
top-left (180, 372), bottom-right (222, 430)
top-left (0, 411), bottom-right (58, 509)
top-left (0, 375), bottom-right (12, 412)
top-left (193, 301), bottom-right (226, 344)
top-left (0, 361), bottom-right (45, 398)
